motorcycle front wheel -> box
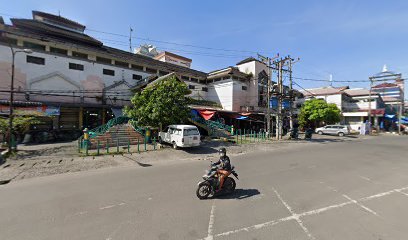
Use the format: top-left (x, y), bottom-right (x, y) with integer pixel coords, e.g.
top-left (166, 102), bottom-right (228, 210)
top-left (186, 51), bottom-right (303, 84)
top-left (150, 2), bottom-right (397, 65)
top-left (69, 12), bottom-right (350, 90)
top-left (196, 182), bottom-right (212, 200)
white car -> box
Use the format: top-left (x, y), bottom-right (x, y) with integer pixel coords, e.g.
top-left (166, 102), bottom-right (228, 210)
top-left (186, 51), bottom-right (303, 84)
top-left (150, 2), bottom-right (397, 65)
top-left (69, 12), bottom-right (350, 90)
top-left (158, 125), bottom-right (201, 149)
top-left (315, 125), bottom-right (350, 137)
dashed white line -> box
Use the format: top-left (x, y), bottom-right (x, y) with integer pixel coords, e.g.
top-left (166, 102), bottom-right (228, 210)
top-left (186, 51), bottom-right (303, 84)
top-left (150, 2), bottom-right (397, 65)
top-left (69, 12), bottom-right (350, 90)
top-left (100, 205), bottom-right (116, 210)
top-left (273, 188), bottom-right (315, 240)
top-left (205, 201), bottom-right (216, 240)
top-left (358, 175), bottom-right (372, 181)
top-left (395, 189), bottom-right (408, 197)
top-left (342, 194), bottom-right (378, 216)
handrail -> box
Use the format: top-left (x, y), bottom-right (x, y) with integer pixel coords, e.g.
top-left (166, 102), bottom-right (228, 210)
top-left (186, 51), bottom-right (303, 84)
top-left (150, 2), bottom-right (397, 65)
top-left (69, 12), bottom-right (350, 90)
top-left (128, 119), bottom-right (146, 135)
top-left (88, 116), bottom-right (130, 138)
top-left (190, 115), bottom-right (232, 133)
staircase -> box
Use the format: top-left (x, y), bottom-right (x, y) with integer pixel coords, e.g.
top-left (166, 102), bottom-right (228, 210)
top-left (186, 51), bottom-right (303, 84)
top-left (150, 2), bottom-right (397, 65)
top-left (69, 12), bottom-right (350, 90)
top-left (89, 123), bottom-right (144, 149)
top-left (189, 116), bottom-right (233, 138)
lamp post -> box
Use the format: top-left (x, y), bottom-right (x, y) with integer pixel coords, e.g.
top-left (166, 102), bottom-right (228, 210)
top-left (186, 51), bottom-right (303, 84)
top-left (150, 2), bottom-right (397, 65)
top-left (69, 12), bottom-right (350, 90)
top-left (8, 46), bottom-right (32, 152)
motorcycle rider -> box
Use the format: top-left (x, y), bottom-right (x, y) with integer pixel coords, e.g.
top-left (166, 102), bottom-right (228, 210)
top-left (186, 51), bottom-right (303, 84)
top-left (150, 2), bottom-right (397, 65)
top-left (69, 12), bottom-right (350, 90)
top-left (212, 148), bottom-right (232, 192)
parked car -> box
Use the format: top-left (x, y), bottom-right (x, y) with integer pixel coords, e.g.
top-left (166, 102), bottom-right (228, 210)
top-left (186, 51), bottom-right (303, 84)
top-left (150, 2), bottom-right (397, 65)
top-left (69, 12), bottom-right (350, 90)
top-left (158, 125), bottom-right (201, 149)
top-left (315, 125), bottom-right (350, 137)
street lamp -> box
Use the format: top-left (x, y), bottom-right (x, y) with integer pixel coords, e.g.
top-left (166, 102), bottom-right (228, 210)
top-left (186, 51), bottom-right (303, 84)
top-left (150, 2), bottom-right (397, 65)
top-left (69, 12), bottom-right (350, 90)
top-left (8, 46), bottom-right (32, 152)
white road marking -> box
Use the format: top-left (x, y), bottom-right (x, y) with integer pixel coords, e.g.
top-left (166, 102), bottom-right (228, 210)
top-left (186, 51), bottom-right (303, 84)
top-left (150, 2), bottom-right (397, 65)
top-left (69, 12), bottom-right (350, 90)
top-left (273, 188), bottom-right (315, 240)
top-left (358, 175), bottom-right (372, 181)
top-left (118, 202), bottom-right (126, 206)
top-left (342, 194), bottom-right (378, 216)
top-left (205, 201), bottom-right (216, 240)
top-left (199, 185), bottom-right (408, 239)
top-left (100, 205), bottom-right (116, 210)
top-left (395, 189), bottom-right (408, 197)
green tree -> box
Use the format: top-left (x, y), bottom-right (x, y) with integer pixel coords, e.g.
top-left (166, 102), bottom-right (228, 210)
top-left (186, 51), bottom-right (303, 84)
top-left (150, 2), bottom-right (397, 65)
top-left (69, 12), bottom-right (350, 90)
top-left (0, 116), bottom-right (42, 136)
top-left (124, 76), bottom-right (191, 128)
top-left (298, 98), bottom-right (341, 128)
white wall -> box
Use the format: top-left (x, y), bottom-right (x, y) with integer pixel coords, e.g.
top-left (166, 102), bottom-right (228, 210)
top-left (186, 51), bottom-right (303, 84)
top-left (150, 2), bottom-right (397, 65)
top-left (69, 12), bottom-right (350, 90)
top-left (236, 60), bottom-right (267, 108)
top-left (207, 80), bottom-right (233, 111)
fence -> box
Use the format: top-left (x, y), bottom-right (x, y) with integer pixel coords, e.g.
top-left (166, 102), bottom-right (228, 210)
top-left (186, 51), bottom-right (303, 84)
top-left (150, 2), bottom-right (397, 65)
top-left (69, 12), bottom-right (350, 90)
top-left (78, 137), bottom-right (159, 156)
top-left (233, 129), bottom-right (273, 144)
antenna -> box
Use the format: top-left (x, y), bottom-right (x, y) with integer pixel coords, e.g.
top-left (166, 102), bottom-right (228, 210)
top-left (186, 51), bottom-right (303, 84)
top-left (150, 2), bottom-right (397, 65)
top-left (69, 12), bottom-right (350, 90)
top-left (329, 74), bottom-right (333, 86)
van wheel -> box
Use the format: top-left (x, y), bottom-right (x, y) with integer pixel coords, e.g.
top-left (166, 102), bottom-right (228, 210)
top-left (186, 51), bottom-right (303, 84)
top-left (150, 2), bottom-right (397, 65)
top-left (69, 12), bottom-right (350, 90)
top-left (338, 132), bottom-right (345, 137)
top-left (172, 142), bottom-right (178, 149)
top-left (317, 131), bottom-right (323, 135)
top-left (158, 137), bottom-right (163, 144)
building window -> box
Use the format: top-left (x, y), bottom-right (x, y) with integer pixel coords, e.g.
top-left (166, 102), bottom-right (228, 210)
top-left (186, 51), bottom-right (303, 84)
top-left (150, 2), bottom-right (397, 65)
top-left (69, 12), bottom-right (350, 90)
top-left (26, 55), bottom-right (45, 65)
top-left (50, 47), bottom-right (67, 55)
top-left (96, 56), bottom-right (112, 64)
top-left (181, 76), bottom-right (190, 81)
top-left (159, 70), bottom-right (169, 76)
top-left (202, 87), bottom-right (208, 92)
top-left (145, 67), bottom-right (157, 74)
top-left (188, 85), bottom-right (195, 90)
top-left (242, 86), bottom-right (247, 91)
top-left (133, 74), bottom-right (143, 80)
top-left (23, 41), bottom-right (46, 51)
top-left (0, 37), bottom-right (17, 45)
top-left (115, 60), bottom-right (129, 68)
top-left (69, 63), bottom-right (84, 71)
top-left (72, 51), bottom-right (88, 60)
top-left (190, 78), bottom-right (198, 82)
top-left (103, 69), bottom-right (115, 76)
top-left (131, 64), bottom-right (144, 71)
top-left (213, 78), bottom-right (221, 82)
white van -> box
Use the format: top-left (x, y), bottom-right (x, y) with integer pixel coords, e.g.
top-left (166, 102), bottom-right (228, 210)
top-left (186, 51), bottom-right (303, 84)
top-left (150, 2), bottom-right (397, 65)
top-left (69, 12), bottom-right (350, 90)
top-left (158, 125), bottom-right (201, 149)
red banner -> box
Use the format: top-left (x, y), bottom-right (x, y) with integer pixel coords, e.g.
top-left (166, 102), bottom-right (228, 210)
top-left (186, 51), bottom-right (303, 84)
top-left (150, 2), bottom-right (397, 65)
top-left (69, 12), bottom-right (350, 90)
top-left (198, 110), bottom-right (216, 120)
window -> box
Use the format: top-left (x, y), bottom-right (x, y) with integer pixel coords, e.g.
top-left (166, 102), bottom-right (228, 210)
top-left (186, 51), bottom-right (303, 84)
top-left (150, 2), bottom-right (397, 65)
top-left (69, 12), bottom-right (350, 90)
top-left (181, 76), bottom-right (190, 81)
top-left (131, 64), bottom-right (144, 71)
top-left (188, 85), bottom-right (195, 90)
top-left (72, 51), bottom-right (88, 60)
top-left (50, 47), bottom-right (67, 55)
top-left (191, 78), bottom-right (198, 82)
top-left (0, 37), bottom-right (17, 45)
top-left (96, 56), bottom-right (112, 64)
top-left (202, 87), bottom-right (208, 92)
top-left (159, 70), bottom-right (169, 76)
top-left (115, 60), bottom-right (129, 68)
top-left (103, 69), bottom-right (115, 76)
top-left (133, 74), bottom-right (143, 80)
top-left (69, 63), bottom-right (84, 71)
top-left (23, 41), bottom-right (45, 51)
top-left (145, 67), bottom-right (157, 74)
top-left (26, 55), bottom-right (45, 65)
top-left (242, 86), bottom-right (248, 91)
top-left (183, 128), bottom-right (200, 136)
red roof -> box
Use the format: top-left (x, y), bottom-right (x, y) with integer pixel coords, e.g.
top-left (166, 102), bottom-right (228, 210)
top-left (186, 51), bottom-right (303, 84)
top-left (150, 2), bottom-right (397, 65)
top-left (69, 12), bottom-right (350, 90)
top-left (372, 82), bottom-right (398, 89)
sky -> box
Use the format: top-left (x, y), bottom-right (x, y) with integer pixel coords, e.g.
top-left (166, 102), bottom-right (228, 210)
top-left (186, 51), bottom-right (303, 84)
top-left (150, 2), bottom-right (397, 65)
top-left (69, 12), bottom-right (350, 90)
top-left (2, 0), bottom-right (408, 97)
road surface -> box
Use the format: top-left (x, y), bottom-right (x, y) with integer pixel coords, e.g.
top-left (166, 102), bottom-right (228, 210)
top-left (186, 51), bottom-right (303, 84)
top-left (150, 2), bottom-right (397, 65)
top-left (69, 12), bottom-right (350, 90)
top-left (1, 135), bottom-right (408, 240)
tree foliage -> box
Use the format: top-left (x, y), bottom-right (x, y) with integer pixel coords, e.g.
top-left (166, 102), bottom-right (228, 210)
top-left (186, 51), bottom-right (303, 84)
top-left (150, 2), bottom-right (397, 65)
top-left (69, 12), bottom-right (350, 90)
top-left (298, 99), bottom-right (341, 128)
top-left (124, 76), bottom-right (191, 128)
top-left (0, 116), bottom-right (42, 135)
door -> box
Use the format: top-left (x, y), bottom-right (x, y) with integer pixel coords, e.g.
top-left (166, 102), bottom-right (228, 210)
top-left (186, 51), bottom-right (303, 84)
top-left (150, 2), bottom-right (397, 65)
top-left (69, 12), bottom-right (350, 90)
top-left (183, 128), bottom-right (200, 145)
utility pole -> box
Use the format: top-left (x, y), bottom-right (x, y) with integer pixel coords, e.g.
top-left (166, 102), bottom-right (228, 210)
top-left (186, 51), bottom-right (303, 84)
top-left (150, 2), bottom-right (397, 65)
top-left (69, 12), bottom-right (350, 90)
top-left (129, 27), bottom-right (133, 53)
top-left (288, 58), bottom-right (294, 130)
top-left (258, 54), bottom-right (273, 137)
top-left (368, 77), bottom-right (373, 135)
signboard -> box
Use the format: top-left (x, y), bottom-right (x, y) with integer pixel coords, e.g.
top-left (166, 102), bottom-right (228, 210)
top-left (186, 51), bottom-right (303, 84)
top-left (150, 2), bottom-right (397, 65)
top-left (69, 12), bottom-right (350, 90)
top-left (0, 105), bottom-right (60, 116)
top-left (269, 98), bottom-right (291, 109)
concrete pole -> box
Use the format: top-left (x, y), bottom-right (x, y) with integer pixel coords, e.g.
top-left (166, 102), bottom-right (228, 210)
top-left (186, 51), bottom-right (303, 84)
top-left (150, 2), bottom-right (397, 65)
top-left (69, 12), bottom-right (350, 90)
top-left (368, 77), bottom-right (373, 135)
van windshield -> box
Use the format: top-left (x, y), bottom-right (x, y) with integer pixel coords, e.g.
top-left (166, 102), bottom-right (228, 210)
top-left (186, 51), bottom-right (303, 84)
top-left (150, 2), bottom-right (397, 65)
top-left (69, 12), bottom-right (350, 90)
top-left (183, 128), bottom-right (200, 136)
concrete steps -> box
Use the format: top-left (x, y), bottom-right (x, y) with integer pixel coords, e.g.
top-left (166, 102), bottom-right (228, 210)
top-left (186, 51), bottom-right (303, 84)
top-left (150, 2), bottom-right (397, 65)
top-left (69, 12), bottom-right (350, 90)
top-left (89, 124), bottom-right (144, 149)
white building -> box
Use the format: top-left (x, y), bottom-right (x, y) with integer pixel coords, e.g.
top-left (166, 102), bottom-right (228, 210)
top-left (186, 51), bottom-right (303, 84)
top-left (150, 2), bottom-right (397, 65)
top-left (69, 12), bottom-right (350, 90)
top-left (298, 86), bottom-right (385, 131)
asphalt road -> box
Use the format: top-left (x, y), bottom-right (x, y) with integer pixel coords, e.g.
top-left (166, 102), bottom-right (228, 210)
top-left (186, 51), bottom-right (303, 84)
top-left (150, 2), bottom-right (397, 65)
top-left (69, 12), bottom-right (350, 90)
top-left (1, 135), bottom-right (408, 240)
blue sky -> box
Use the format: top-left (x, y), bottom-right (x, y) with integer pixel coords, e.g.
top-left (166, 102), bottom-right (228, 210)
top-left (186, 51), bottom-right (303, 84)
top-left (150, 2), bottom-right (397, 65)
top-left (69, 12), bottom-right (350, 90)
top-left (2, 0), bottom-right (408, 97)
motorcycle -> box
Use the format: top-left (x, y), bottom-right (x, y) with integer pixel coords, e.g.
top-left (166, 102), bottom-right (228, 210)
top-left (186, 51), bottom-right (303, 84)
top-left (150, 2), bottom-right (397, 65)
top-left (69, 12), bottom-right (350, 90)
top-left (196, 161), bottom-right (239, 200)
top-left (288, 128), bottom-right (299, 140)
top-left (304, 128), bottom-right (313, 140)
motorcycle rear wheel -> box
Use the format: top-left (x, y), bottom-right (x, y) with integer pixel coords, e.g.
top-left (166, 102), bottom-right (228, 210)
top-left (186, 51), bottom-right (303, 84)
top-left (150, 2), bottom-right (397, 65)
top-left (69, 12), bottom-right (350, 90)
top-left (224, 177), bottom-right (236, 193)
top-left (196, 182), bottom-right (212, 199)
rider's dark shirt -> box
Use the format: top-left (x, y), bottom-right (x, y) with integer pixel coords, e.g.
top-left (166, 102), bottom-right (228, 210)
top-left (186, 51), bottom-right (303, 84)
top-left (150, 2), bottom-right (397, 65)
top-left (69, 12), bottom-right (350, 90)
top-left (214, 156), bottom-right (232, 171)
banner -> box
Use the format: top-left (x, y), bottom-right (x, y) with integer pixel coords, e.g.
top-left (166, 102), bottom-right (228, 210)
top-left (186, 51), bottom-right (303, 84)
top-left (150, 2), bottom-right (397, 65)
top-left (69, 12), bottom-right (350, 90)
top-left (198, 110), bottom-right (216, 120)
top-left (0, 105), bottom-right (60, 116)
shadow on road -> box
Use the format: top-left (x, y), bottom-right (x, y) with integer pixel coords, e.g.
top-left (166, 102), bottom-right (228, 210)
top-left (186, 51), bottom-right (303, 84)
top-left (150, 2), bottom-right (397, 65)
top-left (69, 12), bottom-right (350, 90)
top-left (123, 155), bottom-right (152, 167)
top-left (183, 141), bottom-right (235, 155)
top-left (216, 188), bottom-right (261, 200)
